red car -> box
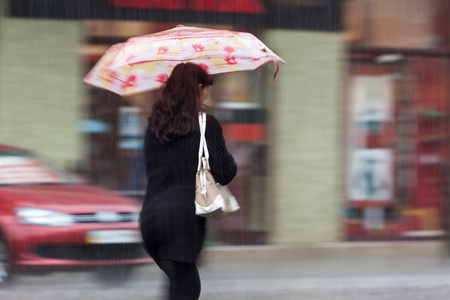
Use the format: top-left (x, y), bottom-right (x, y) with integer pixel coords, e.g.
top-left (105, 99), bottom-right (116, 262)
top-left (0, 144), bottom-right (151, 285)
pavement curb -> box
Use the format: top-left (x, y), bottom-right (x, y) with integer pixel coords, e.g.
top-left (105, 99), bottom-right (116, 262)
top-left (203, 241), bottom-right (447, 260)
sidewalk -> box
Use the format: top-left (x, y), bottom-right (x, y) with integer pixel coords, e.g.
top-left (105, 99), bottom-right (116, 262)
top-left (4, 241), bottom-right (450, 300)
top-left (198, 241), bottom-right (450, 300)
top-left (202, 240), bottom-right (447, 260)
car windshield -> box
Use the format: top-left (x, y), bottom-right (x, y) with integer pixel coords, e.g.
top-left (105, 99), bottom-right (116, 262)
top-left (0, 149), bottom-right (84, 186)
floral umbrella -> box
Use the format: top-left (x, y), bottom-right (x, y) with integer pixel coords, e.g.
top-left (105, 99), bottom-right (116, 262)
top-left (83, 25), bottom-right (285, 96)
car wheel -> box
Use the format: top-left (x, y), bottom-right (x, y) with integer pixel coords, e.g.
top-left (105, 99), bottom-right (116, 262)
top-left (0, 238), bottom-right (12, 286)
top-left (95, 265), bottom-right (136, 286)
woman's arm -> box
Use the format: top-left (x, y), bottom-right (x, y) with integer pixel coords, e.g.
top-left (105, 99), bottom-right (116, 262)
top-left (205, 115), bottom-right (237, 185)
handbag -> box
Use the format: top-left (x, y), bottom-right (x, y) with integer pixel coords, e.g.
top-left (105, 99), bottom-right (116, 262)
top-left (195, 112), bottom-right (240, 220)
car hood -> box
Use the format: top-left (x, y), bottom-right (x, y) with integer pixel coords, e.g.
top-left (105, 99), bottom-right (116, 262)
top-left (0, 184), bottom-right (143, 214)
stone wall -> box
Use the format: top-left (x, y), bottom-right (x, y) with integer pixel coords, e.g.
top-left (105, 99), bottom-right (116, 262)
top-left (0, 18), bottom-right (83, 165)
top-left (263, 30), bottom-right (343, 244)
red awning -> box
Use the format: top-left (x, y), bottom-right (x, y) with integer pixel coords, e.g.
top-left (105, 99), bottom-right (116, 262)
top-left (108, 0), bottom-right (267, 14)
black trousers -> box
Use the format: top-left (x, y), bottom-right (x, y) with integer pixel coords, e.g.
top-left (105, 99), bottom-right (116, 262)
top-left (157, 260), bottom-right (201, 300)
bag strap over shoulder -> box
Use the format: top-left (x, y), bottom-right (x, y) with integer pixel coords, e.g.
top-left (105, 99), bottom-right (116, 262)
top-left (197, 112), bottom-right (210, 171)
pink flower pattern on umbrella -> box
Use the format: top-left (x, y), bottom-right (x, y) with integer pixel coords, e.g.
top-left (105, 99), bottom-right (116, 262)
top-left (199, 63), bottom-right (209, 71)
top-left (192, 44), bottom-right (205, 52)
top-left (158, 46), bottom-right (169, 54)
top-left (84, 25), bottom-right (285, 96)
top-left (224, 46), bottom-right (235, 54)
top-left (105, 71), bottom-right (118, 84)
top-left (224, 57), bottom-right (237, 65)
top-left (122, 75), bottom-right (137, 89)
top-left (156, 73), bottom-right (168, 83)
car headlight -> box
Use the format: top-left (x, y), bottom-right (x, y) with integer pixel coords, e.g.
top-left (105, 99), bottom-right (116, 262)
top-left (16, 207), bottom-right (74, 227)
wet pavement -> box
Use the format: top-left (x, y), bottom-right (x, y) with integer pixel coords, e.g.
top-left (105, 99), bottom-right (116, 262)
top-left (2, 242), bottom-right (450, 299)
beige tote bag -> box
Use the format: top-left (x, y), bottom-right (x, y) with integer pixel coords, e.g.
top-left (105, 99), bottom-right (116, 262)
top-left (195, 113), bottom-right (240, 220)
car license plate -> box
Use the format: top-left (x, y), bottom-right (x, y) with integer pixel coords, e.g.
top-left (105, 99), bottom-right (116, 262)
top-left (85, 230), bottom-right (142, 244)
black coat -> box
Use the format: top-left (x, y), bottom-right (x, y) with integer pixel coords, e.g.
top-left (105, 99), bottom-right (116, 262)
top-left (140, 114), bottom-right (237, 263)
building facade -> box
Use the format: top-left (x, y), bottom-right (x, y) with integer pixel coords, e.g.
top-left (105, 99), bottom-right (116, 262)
top-left (0, 0), bottom-right (343, 245)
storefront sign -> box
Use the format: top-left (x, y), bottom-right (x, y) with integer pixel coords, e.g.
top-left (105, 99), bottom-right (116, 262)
top-left (11, 0), bottom-right (340, 31)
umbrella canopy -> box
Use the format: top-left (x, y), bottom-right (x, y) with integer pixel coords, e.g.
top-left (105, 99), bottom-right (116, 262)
top-left (83, 25), bottom-right (285, 96)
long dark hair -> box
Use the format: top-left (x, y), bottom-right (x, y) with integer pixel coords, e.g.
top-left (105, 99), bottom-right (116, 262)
top-left (150, 63), bottom-right (214, 144)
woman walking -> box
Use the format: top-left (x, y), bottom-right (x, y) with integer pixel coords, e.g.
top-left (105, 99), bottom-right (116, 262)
top-left (140, 63), bottom-right (237, 300)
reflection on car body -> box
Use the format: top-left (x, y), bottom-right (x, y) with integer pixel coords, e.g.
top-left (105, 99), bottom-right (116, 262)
top-left (0, 144), bottom-right (151, 285)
